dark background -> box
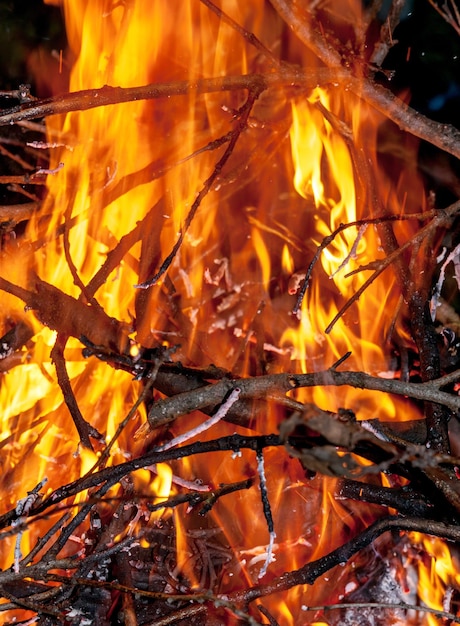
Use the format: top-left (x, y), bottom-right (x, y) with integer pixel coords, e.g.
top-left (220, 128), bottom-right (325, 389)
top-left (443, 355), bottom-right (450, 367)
top-left (0, 0), bottom-right (66, 95)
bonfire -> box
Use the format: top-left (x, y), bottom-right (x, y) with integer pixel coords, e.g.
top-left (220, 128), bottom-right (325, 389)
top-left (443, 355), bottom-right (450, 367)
top-left (1, 1), bottom-right (460, 624)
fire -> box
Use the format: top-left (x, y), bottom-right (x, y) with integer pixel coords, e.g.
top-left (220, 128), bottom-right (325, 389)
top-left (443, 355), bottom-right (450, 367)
top-left (284, 90), bottom-right (398, 424)
top-left (0, 0), bottom-right (457, 623)
top-left (410, 533), bottom-right (460, 626)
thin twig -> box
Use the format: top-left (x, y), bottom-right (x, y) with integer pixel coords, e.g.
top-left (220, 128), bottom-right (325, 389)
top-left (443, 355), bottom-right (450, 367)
top-left (135, 89), bottom-right (263, 288)
top-left (50, 333), bottom-right (101, 449)
top-left (300, 601), bottom-right (460, 624)
top-left (268, 0), bottom-right (460, 159)
top-left (324, 199), bottom-right (460, 333)
top-left (255, 448), bottom-right (276, 579)
top-left (0, 71), bottom-right (315, 126)
top-left (227, 515), bottom-right (460, 604)
top-left (199, 0), bottom-right (280, 67)
top-left (292, 210), bottom-right (437, 315)
top-left (427, 0), bottom-right (460, 36)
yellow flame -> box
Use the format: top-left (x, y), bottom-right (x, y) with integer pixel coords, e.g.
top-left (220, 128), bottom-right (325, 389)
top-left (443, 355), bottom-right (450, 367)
top-left (0, 1), bottom-right (446, 623)
top-left (412, 533), bottom-right (460, 625)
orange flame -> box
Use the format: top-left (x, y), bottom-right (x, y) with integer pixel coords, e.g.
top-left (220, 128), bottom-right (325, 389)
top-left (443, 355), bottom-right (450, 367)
top-left (0, 0), bottom-right (454, 623)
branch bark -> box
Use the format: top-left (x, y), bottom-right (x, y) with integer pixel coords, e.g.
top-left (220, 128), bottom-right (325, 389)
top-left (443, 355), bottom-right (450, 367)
top-left (1, 67), bottom-right (459, 160)
top-left (268, 0), bottom-right (460, 158)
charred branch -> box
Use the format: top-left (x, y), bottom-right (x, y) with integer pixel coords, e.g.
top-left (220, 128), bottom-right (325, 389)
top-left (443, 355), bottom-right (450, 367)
top-left (0, 275), bottom-right (130, 352)
top-left (229, 515), bottom-right (460, 604)
top-left (2, 1), bottom-right (460, 623)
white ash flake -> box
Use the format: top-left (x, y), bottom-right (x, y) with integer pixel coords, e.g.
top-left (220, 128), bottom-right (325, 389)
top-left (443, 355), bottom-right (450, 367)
top-left (216, 292), bottom-right (241, 313)
top-left (178, 268), bottom-right (194, 298)
top-left (34, 161), bottom-right (64, 176)
top-left (262, 342), bottom-right (291, 355)
top-left (288, 271), bottom-right (305, 295)
top-left (376, 370), bottom-right (397, 379)
top-left (12, 478), bottom-right (47, 573)
top-left (361, 420), bottom-right (391, 442)
top-left (65, 608), bottom-right (92, 625)
top-left (204, 257), bottom-right (232, 290)
top-left (27, 140), bottom-right (74, 151)
top-left (0, 342), bottom-right (12, 358)
top-left (344, 581), bottom-right (358, 594)
top-left (258, 530), bottom-right (276, 579)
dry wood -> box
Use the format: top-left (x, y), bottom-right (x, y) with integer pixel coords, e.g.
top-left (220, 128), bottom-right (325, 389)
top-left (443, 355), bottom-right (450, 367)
top-left (2, 1), bottom-right (460, 623)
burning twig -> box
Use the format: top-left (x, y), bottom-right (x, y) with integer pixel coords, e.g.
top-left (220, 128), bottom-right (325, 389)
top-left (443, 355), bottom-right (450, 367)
top-left (104, 131), bottom-right (234, 211)
top-left (156, 387), bottom-right (241, 451)
top-left (12, 478), bottom-right (47, 574)
top-left (257, 604), bottom-right (280, 626)
top-left (228, 515), bottom-right (460, 604)
top-left (300, 602), bottom-right (460, 625)
top-left (291, 209), bottom-right (437, 316)
top-left (336, 478), bottom-right (435, 518)
top-left (198, 0), bottom-right (281, 68)
top-left (255, 449), bottom-right (276, 579)
top-left (145, 479), bottom-right (254, 516)
top-left (51, 332), bottom-right (102, 449)
top-left (0, 64), bottom-right (459, 161)
top-left (322, 198), bottom-right (460, 333)
top-left (135, 90), bottom-right (263, 288)
top-left (0, 70), bottom-right (322, 126)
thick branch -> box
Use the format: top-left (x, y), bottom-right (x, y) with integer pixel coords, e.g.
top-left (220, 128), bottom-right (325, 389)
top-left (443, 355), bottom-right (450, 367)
top-left (0, 67), bottom-right (459, 160)
top-left (147, 367), bottom-right (460, 429)
top-left (0, 275), bottom-right (129, 353)
top-left (0, 203), bottom-right (39, 228)
top-left (0, 71), bottom-right (320, 126)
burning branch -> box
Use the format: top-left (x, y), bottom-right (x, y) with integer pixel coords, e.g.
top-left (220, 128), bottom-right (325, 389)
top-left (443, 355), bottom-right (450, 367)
top-left (143, 366), bottom-right (460, 427)
top-left (0, 275), bottom-right (130, 352)
top-left (135, 89), bottom-right (264, 288)
top-left (3, 1), bottom-right (460, 622)
top-left (0, 68), bottom-right (459, 160)
top-left (228, 515), bottom-right (460, 610)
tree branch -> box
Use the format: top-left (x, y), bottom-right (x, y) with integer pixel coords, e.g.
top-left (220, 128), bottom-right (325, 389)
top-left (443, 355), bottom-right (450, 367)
top-left (268, 0), bottom-right (460, 158)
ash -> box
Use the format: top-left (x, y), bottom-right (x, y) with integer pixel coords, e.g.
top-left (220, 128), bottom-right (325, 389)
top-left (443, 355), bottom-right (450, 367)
top-left (331, 538), bottom-right (422, 626)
